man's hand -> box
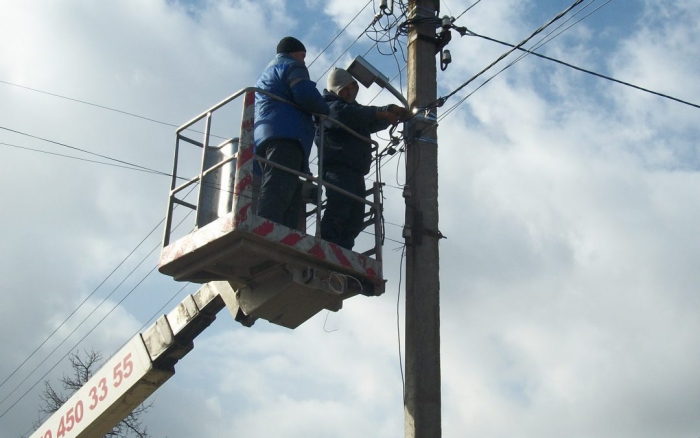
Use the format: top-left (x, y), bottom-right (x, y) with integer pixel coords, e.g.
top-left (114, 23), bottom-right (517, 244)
top-left (387, 104), bottom-right (411, 122)
top-left (377, 110), bottom-right (401, 125)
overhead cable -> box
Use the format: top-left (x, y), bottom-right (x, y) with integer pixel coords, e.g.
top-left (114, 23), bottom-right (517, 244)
top-left (0, 245), bottom-right (161, 415)
top-left (523, 0), bottom-right (610, 55)
top-left (0, 142), bottom-right (163, 175)
top-left (0, 79), bottom-right (227, 140)
top-left (308, 0), bottom-right (373, 68)
top-left (468, 32), bottom-right (700, 110)
top-left (315, 13), bottom-right (384, 82)
top-left (0, 125), bottom-right (170, 177)
top-left (454, 0), bottom-right (484, 21)
top-left (24, 280), bottom-right (194, 436)
top-left (0, 218), bottom-right (164, 393)
top-left (426, 0), bottom-right (586, 110)
top-left (0, 128), bottom-right (241, 196)
top-left (433, 0), bottom-right (605, 122)
top-left (0, 210), bottom-right (195, 420)
top-left (0, 79), bottom-right (179, 129)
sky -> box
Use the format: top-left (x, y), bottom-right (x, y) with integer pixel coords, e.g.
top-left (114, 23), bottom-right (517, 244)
top-left (1, 0), bottom-right (699, 437)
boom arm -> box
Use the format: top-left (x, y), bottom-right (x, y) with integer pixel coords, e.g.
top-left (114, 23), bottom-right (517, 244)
top-left (30, 282), bottom-right (232, 438)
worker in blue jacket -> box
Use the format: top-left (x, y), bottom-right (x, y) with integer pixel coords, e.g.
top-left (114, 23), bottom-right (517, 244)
top-left (317, 68), bottom-right (409, 250)
top-left (254, 37), bottom-right (329, 230)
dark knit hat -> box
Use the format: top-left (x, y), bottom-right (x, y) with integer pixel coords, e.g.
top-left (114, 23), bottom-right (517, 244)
top-left (277, 36), bottom-right (306, 54)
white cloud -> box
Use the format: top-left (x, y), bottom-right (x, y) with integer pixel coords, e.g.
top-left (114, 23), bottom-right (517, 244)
top-left (2, 1), bottom-right (700, 437)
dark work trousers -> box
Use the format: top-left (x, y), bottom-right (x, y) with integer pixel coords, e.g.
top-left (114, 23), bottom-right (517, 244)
top-left (321, 168), bottom-right (366, 250)
top-left (256, 139), bottom-right (304, 230)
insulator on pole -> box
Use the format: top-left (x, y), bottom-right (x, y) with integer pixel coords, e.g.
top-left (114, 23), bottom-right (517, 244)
top-left (441, 15), bottom-right (452, 28)
top-left (440, 49), bottom-right (452, 71)
top-left (380, 0), bottom-right (394, 15)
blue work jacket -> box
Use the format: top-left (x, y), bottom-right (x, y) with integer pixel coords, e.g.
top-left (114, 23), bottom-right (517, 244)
top-left (254, 54), bottom-right (329, 169)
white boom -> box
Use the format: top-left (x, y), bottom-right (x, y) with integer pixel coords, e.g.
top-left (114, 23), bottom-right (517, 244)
top-left (30, 281), bottom-right (235, 438)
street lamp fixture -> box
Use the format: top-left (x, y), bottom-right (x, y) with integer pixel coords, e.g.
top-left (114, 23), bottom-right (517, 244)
top-left (346, 55), bottom-right (409, 108)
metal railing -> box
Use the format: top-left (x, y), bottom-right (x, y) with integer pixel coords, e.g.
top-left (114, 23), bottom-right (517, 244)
top-left (162, 87), bottom-right (384, 263)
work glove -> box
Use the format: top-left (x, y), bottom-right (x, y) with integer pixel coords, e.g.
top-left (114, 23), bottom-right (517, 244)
top-left (377, 109), bottom-right (401, 125)
top-left (386, 104), bottom-right (411, 122)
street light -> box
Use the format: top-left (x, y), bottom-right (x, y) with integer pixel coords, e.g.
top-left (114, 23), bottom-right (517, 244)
top-left (346, 55), bottom-right (409, 108)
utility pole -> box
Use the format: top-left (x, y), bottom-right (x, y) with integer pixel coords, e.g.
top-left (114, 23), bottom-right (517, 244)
top-left (404, 0), bottom-right (441, 437)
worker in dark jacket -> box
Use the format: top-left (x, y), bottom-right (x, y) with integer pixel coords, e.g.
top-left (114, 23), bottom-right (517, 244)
top-left (254, 36), bottom-right (329, 230)
top-left (317, 67), bottom-right (409, 250)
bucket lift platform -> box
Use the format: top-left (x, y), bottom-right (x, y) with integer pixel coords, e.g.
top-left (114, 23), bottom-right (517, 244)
top-left (159, 89), bottom-right (385, 329)
top-left (158, 213), bottom-right (384, 329)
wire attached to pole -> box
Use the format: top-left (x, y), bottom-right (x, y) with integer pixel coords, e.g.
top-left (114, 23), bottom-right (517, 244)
top-left (422, 0), bottom-right (587, 110)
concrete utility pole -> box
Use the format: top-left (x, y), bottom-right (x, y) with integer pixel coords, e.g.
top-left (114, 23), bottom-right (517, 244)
top-left (404, 1), bottom-right (441, 437)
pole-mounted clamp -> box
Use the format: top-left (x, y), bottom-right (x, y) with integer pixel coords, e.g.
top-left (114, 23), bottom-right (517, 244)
top-left (410, 210), bottom-right (446, 245)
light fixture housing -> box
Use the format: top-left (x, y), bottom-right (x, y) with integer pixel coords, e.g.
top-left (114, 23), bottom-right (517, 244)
top-left (346, 55), bottom-right (408, 108)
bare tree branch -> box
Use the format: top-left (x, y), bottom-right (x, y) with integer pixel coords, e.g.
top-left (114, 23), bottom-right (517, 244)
top-left (33, 349), bottom-right (152, 438)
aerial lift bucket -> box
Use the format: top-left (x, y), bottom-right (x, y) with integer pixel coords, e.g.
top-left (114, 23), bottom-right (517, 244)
top-left (158, 89), bottom-right (385, 329)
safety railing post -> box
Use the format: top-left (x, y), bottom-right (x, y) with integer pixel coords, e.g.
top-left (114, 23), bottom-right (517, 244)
top-left (372, 182), bottom-right (384, 268)
top-left (231, 91), bottom-right (256, 229)
top-left (315, 119), bottom-right (325, 237)
top-left (194, 113), bottom-right (213, 228)
top-left (163, 135), bottom-right (183, 247)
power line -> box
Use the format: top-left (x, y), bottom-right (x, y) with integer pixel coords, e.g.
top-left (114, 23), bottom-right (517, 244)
top-left (2, 3), bottom-right (407, 411)
top-left (396, 244), bottom-right (406, 402)
top-left (525, 0), bottom-right (610, 54)
top-left (466, 32), bottom-right (700, 110)
top-left (435, 0), bottom-right (699, 123)
top-left (0, 210), bottom-right (195, 420)
top-left (307, 0), bottom-right (373, 69)
top-left (366, 2), bottom-right (409, 60)
top-left (427, 0), bottom-right (587, 110)
top-left (0, 142), bottom-right (164, 175)
top-left (2, 7), bottom-right (405, 424)
top-left (0, 126), bottom-right (248, 196)
top-left (314, 1), bottom-right (407, 83)
top-left (3, 88), bottom-right (403, 244)
top-left (0, 185), bottom-right (196, 419)
top-left (0, 269), bottom-right (162, 420)
top-left (20, 279), bottom-right (195, 437)
top-left (0, 125), bottom-right (170, 176)
top-left (133, 283), bottom-right (193, 337)
top-left (0, 79), bottom-right (180, 128)
top-left (0, 218), bottom-right (164, 393)
top-left (432, 1), bottom-right (603, 122)
top-left (0, 243), bottom-right (161, 414)
top-left (315, 14), bottom-right (384, 82)
top-left (0, 128), bottom-right (243, 197)
top-left (454, 0), bottom-right (484, 21)
top-left (390, 1), bottom-right (602, 153)
top-left (0, 79), bottom-right (228, 140)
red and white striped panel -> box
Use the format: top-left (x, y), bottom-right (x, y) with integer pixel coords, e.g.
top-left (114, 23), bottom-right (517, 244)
top-left (232, 91), bottom-right (256, 229)
top-left (249, 216), bottom-right (380, 282)
top-left (225, 89), bottom-right (381, 283)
